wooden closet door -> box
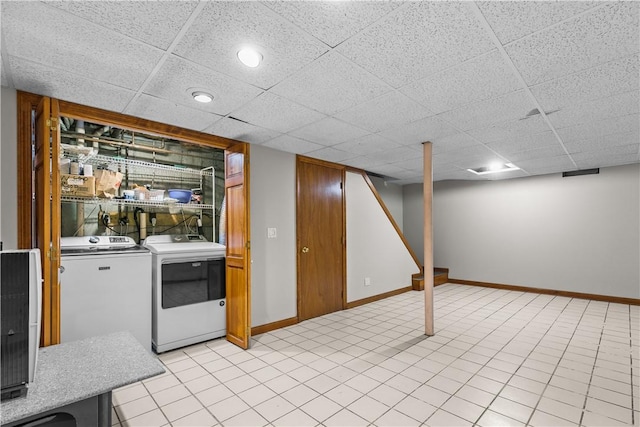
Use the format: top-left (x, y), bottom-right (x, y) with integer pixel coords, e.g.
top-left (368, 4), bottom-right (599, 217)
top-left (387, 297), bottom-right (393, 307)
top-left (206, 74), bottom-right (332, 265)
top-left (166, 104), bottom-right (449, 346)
top-left (297, 158), bottom-right (345, 321)
top-left (225, 143), bottom-right (251, 349)
top-left (34, 97), bottom-right (61, 346)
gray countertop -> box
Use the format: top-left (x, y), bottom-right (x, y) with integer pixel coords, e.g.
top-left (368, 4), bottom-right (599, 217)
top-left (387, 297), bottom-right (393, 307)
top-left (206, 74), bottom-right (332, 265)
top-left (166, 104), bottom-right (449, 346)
top-left (1, 331), bottom-right (164, 425)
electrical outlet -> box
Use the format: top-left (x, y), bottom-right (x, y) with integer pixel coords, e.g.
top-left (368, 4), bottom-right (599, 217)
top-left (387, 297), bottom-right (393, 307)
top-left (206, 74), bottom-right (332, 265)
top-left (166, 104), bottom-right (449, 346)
top-left (364, 277), bottom-right (371, 286)
top-left (267, 227), bottom-right (277, 239)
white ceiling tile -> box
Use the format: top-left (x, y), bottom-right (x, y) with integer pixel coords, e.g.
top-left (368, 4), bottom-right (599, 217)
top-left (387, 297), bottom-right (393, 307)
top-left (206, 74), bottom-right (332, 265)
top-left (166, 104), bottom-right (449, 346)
top-left (532, 54), bottom-right (639, 111)
top-left (383, 169), bottom-right (422, 181)
top-left (126, 94), bottom-right (222, 131)
top-left (571, 143), bottom-right (638, 163)
top-left (376, 146), bottom-right (422, 164)
top-left (453, 154), bottom-right (508, 171)
top-left (9, 56), bottom-right (135, 113)
top-left (1, 2), bottom-right (163, 91)
top-left (400, 50), bottom-right (522, 114)
top-left (391, 157), bottom-right (424, 172)
top-left (270, 51), bottom-right (391, 115)
top-left (432, 133), bottom-right (481, 155)
top-left (144, 55), bottom-right (263, 116)
top-left (515, 155), bottom-right (576, 173)
top-left (573, 146), bottom-right (640, 169)
top-left (507, 145), bottom-right (568, 163)
top-left (557, 114), bottom-right (640, 143)
top-left (436, 90), bottom-right (536, 131)
top-left (342, 156), bottom-right (388, 170)
top-left (433, 144), bottom-right (498, 165)
top-left (204, 117), bottom-right (281, 145)
top-left (336, 2), bottom-right (495, 88)
top-left (563, 131), bottom-right (640, 154)
top-left (231, 92), bottom-right (326, 133)
top-left (366, 163), bottom-right (407, 178)
top-left (477, 1), bottom-right (601, 45)
top-left (334, 91), bottom-right (432, 133)
top-left (377, 116), bottom-right (460, 147)
top-left (549, 91), bottom-right (640, 129)
top-left (467, 115), bottom-right (551, 144)
top-left (173, 2), bottom-right (328, 90)
top-left (47, 1), bottom-right (200, 50)
top-left (486, 131), bottom-right (560, 155)
top-left (263, 134), bottom-right (324, 155)
top-left (306, 147), bottom-right (358, 164)
top-left (505, 3), bottom-right (640, 86)
top-left (288, 117), bottom-right (369, 147)
top-left (332, 134), bottom-right (400, 156)
top-left (262, 1), bottom-right (402, 48)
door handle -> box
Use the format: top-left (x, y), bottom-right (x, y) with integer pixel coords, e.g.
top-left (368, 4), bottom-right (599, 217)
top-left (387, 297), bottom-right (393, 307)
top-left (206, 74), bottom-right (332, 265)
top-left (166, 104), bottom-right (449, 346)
top-left (301, 246), bottom-right (309, 253)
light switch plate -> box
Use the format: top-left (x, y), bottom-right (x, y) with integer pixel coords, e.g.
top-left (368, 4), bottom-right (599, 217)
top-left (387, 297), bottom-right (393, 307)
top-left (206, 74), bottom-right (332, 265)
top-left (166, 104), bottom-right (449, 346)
top-left (267, 227), bottom-right (277, 239)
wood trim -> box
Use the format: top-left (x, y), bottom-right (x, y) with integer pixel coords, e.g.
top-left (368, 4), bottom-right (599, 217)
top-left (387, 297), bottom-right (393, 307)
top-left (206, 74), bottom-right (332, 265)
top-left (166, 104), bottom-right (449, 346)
top-left (449, 278), bottom-right (640, 306)
top-left (57, 99), bottom-right (238, 149)
top-left (251, 317), bottom-right (299, 336)
top-left (423, 142), bottom-right (434, 336)
top-left (297, 155), bottom-right (347, 171)
top-left (357, 170), bottom-right (422, 271)
top-left (17, 91), bottom-right (43, 248)
top-left (346, 286), bottom-right (413, 309)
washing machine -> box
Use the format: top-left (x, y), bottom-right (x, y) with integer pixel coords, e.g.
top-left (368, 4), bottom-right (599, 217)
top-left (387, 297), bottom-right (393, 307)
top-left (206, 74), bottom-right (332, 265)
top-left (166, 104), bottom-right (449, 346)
top-left (60, 236), bottom-right (152, 352)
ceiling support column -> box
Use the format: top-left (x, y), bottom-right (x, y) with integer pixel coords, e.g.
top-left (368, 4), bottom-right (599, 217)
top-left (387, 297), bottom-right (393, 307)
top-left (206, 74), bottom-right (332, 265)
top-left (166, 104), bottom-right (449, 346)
top-left (423, 141), bottom-right (434, 336)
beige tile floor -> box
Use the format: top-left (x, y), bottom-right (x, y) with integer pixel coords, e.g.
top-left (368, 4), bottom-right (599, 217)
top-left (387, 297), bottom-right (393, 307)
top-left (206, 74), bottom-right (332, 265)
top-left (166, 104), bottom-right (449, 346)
top-left (112, 284), bottom-right (639, 426)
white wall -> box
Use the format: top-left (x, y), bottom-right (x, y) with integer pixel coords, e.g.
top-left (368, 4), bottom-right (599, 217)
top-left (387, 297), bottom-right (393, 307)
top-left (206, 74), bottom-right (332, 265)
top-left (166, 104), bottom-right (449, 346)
top-left (430, 165), bottom-right (640, 299)
top-left (1, 87), bottom-right (18, 249)
top-left (403, 183), bottom-right (424, 263)
top-left (369, 175), bottom-right (404, 230)
top-left (249, 144), bottom-right (297, 327)
top-left (346, 171), bottom-right (420, 302)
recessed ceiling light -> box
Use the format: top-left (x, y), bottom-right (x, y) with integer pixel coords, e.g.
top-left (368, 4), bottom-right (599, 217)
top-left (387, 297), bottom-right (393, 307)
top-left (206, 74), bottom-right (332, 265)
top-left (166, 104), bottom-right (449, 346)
top-left (192, 91), bottom-right (213, 103)
top-left (237, 48), bottom-right (262, 68)
top-left (467, 162), bottom-right (520, 175)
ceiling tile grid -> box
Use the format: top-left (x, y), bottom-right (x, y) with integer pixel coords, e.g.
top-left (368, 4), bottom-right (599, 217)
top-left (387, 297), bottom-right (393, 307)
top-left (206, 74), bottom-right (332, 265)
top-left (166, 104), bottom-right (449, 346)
top-left (531, 54), bottom-right (640, 112)
top-left (144, 55), bottom-right (264, 117)
top-left (46, 1), bottom-right (200, 50)
top-left (8, 56), bottom-right (136, 114)
top-left (477, 1), bottom-right (601, 45)
top-left (229, 92), bottom-right (326, 134)
top-left (335, 1), bottom-right (496, 88)
top-left (334, 91), bottom-right (433, 133)
top-left (262, 1), bottom-right (403, 48)
top-left (1, 1), bottom-right (638, 183)
top-left (2, 1), bottom-right (164, 91)
top-left (269, 51), bottom-right (392, 115)
top-left (400, 50), bottom-right (522, 115)
top-left (263, 134), bottom-right (325, 155)
top-left (287, 117), bottom-right (369, 147)
top-left (332, 134), bottom-right (401, 157)
top-left (126, 94), bottom-right (223, 132)
top-left (204, 118), bottom-right (282, 146)
top-left (173, 2), bottom-right (329, 90)
top-left (504, 2), bottom-right (640, 86)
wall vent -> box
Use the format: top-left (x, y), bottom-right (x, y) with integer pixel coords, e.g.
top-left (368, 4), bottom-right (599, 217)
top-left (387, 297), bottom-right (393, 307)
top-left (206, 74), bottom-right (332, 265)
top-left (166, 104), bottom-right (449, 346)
top-left (562, 168), bottom-right (599, 178)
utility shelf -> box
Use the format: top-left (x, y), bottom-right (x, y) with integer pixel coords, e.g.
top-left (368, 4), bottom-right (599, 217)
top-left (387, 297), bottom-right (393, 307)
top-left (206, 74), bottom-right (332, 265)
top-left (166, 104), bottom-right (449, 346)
top-left (61, 196), bottom-right (214, 211)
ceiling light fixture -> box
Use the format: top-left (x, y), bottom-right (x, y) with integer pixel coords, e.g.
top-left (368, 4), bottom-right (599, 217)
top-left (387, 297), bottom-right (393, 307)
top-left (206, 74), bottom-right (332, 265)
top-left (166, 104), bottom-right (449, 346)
top-left (237, 48), bottom-right (262, 68)
top-left (467, 162), bottom-right (520, 175)
top-left (192, 91), bottom-right (213, 103)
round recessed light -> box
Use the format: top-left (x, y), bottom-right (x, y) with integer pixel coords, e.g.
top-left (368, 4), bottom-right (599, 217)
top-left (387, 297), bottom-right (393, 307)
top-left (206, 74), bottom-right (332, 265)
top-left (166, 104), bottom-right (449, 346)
top-left (192, 91), bottom-right (213, 103)
top-left (237, 48), bottom-right (262, 68)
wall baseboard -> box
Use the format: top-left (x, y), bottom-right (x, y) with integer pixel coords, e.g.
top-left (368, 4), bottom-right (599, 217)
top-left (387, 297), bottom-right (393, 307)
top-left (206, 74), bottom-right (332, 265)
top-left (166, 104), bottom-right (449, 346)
top-left (449, 278), bottom-right (640, 306)
top-left (346, 286), bottom-right (413, 309)
top-left (252, 316), bottom-right (299, 336)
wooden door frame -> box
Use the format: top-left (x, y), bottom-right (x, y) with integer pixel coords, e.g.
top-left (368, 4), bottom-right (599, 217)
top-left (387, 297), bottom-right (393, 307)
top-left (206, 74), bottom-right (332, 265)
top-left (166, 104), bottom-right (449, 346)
top-left (295, 155), bottom-right (347, 320)
top-left (16, 91), bottom-right (251, 347)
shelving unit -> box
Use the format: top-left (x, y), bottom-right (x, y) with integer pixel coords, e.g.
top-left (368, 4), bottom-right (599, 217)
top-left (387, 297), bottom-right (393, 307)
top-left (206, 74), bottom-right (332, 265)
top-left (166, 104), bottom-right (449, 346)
top-left (60, 195), bottom-right (215, 211)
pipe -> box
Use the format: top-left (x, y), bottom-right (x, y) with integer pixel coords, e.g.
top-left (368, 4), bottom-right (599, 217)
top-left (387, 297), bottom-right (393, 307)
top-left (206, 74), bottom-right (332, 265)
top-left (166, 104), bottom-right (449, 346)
top-left (76, 120), bottom-right (85, 147)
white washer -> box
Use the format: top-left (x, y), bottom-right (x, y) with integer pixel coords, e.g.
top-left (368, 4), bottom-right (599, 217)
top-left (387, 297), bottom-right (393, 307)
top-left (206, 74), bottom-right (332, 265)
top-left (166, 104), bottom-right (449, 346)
top-left (143, 235), bottom-right (226, 353)
top-left (60, 236), bottom-right (152, 352)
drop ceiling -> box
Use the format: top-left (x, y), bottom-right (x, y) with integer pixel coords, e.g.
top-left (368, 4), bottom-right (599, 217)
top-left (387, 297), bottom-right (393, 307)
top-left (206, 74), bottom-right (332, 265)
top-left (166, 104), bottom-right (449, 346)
top-left (1, 1), bottom-right (638, 184)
